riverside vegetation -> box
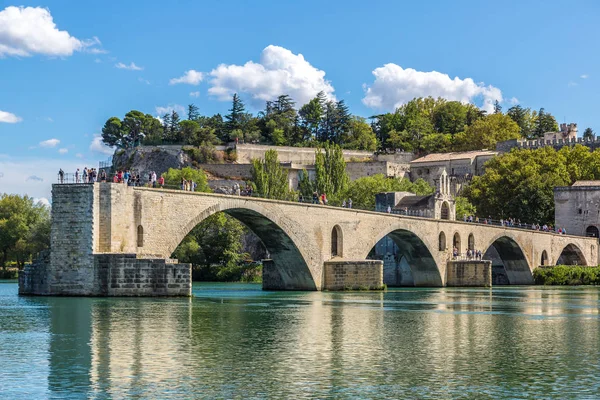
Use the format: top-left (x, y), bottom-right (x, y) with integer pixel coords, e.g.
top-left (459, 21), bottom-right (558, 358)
top-left (533, 266), bottom-right (600, 285)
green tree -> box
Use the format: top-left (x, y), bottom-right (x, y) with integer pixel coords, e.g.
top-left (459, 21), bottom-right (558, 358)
top-left (172, 212), bottom-right (248, 278)
top-left (251, 149), bottom-right (291, 200)
top-left (455, 113), bottom-right (521, 150)
top-left (432, 101), bottom-right (468, 135)
top-left (462, 145), bottom-right (600, 224)
top-left (455, 196), bottom-right (476, 219)
top-left (533, 108), bottom-right (559, 138)
top-left (342, 175), bottom-right (433, 210)
top-left (101, 117), bottom-right (126, 148)
top-left (493, 100), bottom-right (502, 114)
top-left (299, 93), bottom-right (324, 140)
top-left (225, 93), bottom-right (246, 141)
top-left (583, 127), bottom-right (595, 141)
top-left (162, 167), bottom-right (210, 192)
top-left (342, 116), bottom-right (378, 151)
top-left (187, 104), bottom-right (200, 121)
top-left (298, 169), bottom-right (314, 198)
top-left (0, 194), bottom-right (50, 270)
top-left (314, 143), bottom-right (349, 202)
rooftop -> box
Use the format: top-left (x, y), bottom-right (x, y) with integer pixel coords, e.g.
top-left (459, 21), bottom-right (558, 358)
top-left (410, 150), bottom-right (498, 164)
top-left (572, 181), bottom-right (600, 187)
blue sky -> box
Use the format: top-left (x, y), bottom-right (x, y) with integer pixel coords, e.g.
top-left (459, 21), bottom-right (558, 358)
top-left (1, 0), bottom-right (599, 201)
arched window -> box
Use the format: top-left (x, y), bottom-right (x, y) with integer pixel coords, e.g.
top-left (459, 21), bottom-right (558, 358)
top-left (586, 226), bottom-right (599, 238)
top-left (439, 232), bottom-right (446, 251)
top-left (440, 202), bottom-right (450, 220)
top-left (453, 233), bottom-right (461, 254)
top-left (137, 225), bottom-right (144, 248)
top-left (541, 250), bottom-right (548, 266)
top-left (468, 233), bottom-right (475, 251)
top-left (331, 225), bottom-right (343, 257)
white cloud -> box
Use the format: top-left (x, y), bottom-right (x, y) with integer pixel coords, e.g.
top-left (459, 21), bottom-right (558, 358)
top-left (75, 153), bottom-right (83, 158)
top-left (568, 81), bottom-right (578, 87)
top-left (155, 104), bottom-right (185, 117)
top-left (509, 97), bottom-right (519, 105)
top-left (94, 58), bottom-right (101, 63)
top-left (170, 70), bottom-right (204, 85)
top-left (58, 148), bottom-right (68, 154)
top-left (45, 117), bottom-right (54, 122)
top-left (0, 6), bottom-right (101, 57)
top-left (362, 63), bottom-right (503, 113)
top-left (138, 77), bottom-right (150, 85)
top-left (0, 110), bottom-right (22, 123)
top-left (26, 175), bottom-right (43, 182)
top-left (33, 197), bottom-right (50, 207)
top-left (581, 74), bottom-right (589, 79)
top-left (89, 134), bottom-right (115, 155)
top-left (39, 138), bottom-right (60, 148)
top-left (208, 45), bottom-right (335, 106)
top-left (190, 91), bottom-right (200, 98)
top-left (115, 62), bottom-right (143, 71)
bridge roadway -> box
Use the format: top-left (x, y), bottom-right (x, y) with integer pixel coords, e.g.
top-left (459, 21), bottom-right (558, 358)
top-left (86, 183), bottom-right (597, 290)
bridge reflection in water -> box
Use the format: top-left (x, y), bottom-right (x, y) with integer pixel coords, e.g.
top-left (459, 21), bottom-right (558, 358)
top-left (4, 284), bottom-right (600, 399)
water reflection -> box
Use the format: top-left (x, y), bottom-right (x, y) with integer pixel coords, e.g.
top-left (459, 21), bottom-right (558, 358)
top-left (1, 282), bottom-right (600, 399)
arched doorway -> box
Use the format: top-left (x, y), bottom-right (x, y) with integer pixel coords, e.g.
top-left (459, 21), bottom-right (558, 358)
top-left (137, 225), bottom-right (144, 247)
top-left (483, 236), bottom-right (532, 285)
top-left (453, 233), bottom-right (461, 254)
top-left (586, 226), bottom-right (599, 238)
top-left (439, 232), bottom-right (446, 251)
top-left (331, 225), bottom-right (343, 257)
top-left (440, 202), bottom-right (450, 220)
top-left (557, 244), bottom-right (587, 266)
top-left (468, 233), bottom-right (475, 251)
top-left (540, 250), bottom-right (549, 266)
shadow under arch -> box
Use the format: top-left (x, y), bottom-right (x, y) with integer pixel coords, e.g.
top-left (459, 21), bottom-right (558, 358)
top-left (557, 243), bottom-right (588, 266)
top-left (368, 229), bottom-right (442, 287)
top-left (171, 205), bottom-right (316, 291)
top-left (483, 236), bottom-right (532, 285)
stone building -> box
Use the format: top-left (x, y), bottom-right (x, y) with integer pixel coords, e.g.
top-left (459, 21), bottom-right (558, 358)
top-left (495, 122), bottom-right (589, 153)
top-left (409, 150), bottom-right (497, 195)
top-left (554, 181), bottom-right (600, 237)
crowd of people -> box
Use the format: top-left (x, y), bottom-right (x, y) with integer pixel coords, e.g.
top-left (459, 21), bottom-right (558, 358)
top-left (462, 214), bottom-right (567, 234)
top-left (452, 246), bottom-right (483, 260)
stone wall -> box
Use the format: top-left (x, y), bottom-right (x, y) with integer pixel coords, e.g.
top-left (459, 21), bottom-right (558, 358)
top-left (446, 260), bottom-right (492, 287)
top-left (235, 143), bottom-right (373, 164)
top-left (95, 254), bottom-right (190, 296)
top-left (198, 163), bottom-right (253, 179)
top-left (346, 161), bottom-right (408, 181)
top-left (554, 185), bottom-right (600, 237)
top-left (323, 260), bottom-right (384, 290)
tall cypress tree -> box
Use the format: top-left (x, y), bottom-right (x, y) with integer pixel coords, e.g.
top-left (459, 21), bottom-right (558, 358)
top-left (314, 142), bottom-right (349, 201)
top-left (251, 149), bottom-right (290, 200)
top-left (225, 93), bottom-right (246, 140)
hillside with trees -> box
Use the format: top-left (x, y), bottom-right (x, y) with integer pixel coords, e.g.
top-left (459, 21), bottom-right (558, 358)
top-left (102, 94), bottom-right (564, 156)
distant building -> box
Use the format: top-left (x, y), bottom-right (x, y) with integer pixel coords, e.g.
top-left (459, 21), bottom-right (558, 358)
top-left (554, 180), bottom-right (600, 237)
top-left (496, 122), bottom-right (592, 153)
top-left (409, 150), bottom-right (497, 195)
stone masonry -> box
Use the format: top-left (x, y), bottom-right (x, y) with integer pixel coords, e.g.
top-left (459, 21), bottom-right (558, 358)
top-left (446, 260), bottom-right (492, 287)
top-left (323, 260), bottom-right (384, 290)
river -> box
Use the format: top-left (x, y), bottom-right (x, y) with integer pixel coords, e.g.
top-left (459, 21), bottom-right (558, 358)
top-left (1, 281), bottom-right (599, 399)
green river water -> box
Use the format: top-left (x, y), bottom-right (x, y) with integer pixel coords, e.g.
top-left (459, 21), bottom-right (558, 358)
top-left (1, 280), bottom-right (599, 399)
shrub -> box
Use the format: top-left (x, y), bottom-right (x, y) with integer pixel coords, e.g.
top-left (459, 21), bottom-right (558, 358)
top-left (533, 265), bottom-right (600, 285)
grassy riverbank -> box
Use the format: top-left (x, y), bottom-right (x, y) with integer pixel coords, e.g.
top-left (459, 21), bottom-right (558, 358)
top-left (533, 265), bottom-right (600, 285)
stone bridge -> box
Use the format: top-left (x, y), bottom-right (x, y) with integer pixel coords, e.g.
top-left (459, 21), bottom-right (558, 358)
top-left (19, 183), bottom-right (599, 296)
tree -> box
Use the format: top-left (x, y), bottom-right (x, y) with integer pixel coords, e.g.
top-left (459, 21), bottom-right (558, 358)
top-left (455, 113), bottom-right (520, 150)
top-left (314, 143), bottom-right (349, 202)
top-left (172, 212), bottom-right (248, 278)
top-left (533, 108), bottom-right (559, 138)
top-left (251, 149), bottom-right (291, 200)
top-left (102, 117), bottom-right (126, 148)
top-left (162, 167), bottom-right (210, 192)
top-left (0, 194), bottom-right (50, 270)
top-left (493, 100), bottom-right (502, 114)
top-left (455, 196), bottom-right (476, 219)
top-left (225, 93), bottom-right (246, 140)
top-left (299, 94), bottom-right (324, 140)
top-left (507, 105), bottom-right (533, 138)
top-left (342, 116), bottom-right (378, 151)
top-left (342, 175), bottom-right (433, 210)
top-left (583, 127), bottom-right (595, 141)
top-left (432, 101), bottom-right (468, 135)
top-left (463, 145), bottom-right (600, 224)
top-left (187, 104), bottom-right (200, 121)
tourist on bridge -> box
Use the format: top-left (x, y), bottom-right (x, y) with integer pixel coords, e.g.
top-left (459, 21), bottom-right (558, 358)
top-left (348, 198), bottom-right (352, 209)
top-left (58, 168), bottom-right (64, 184)
top-left (312, 191), bottom-right (318, 204)
top-left (387, 205), bottom-right (391, 213)
top-left (83, 167), bottom-right (88, 183)
top-left (342, 199), bottom-right (346, 208)
top-left (158, 175), bottom-right (164, 188)
top-left (75, 168), bottom-right (80, 183)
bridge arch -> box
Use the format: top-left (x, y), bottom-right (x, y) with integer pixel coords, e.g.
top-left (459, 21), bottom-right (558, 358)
top-left (439, 232), bottom-right (446, 251)
top-left (468, 233), bottom-right (475, 251)
top-left (482, 234), bottom-right (532, 285)
top-left (365, 227), bottom-right (442, 287)
top-left (556, 243), bottom-right (587, 266)
top-left (453, 232), bottom-right (461, 254)
top-left (163, 200), bottom-right (317, 290)
top-left (541, 250), bottom-right (549, 266)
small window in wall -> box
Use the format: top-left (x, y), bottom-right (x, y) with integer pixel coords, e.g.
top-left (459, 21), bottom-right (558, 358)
top-left (579, 208), bottom-right (583, 214)
top-left (468, 234), bottom-right (475, 251)
top-left (137, 225), bottom-right (144, 247)
top-left (331, 225), bottom-right (343, 257)
top-left (453, 233), bottom-right (461, 254)
top-left (439, 232), bottom-right (446, 251)
top-left (541, 250), bottom-right (549, 266)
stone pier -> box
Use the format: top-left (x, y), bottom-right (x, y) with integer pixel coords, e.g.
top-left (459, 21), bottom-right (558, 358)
top-left (322, 260), bottom-right (384, 290)
top-left (446, 260), bottom-right (492, 287)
